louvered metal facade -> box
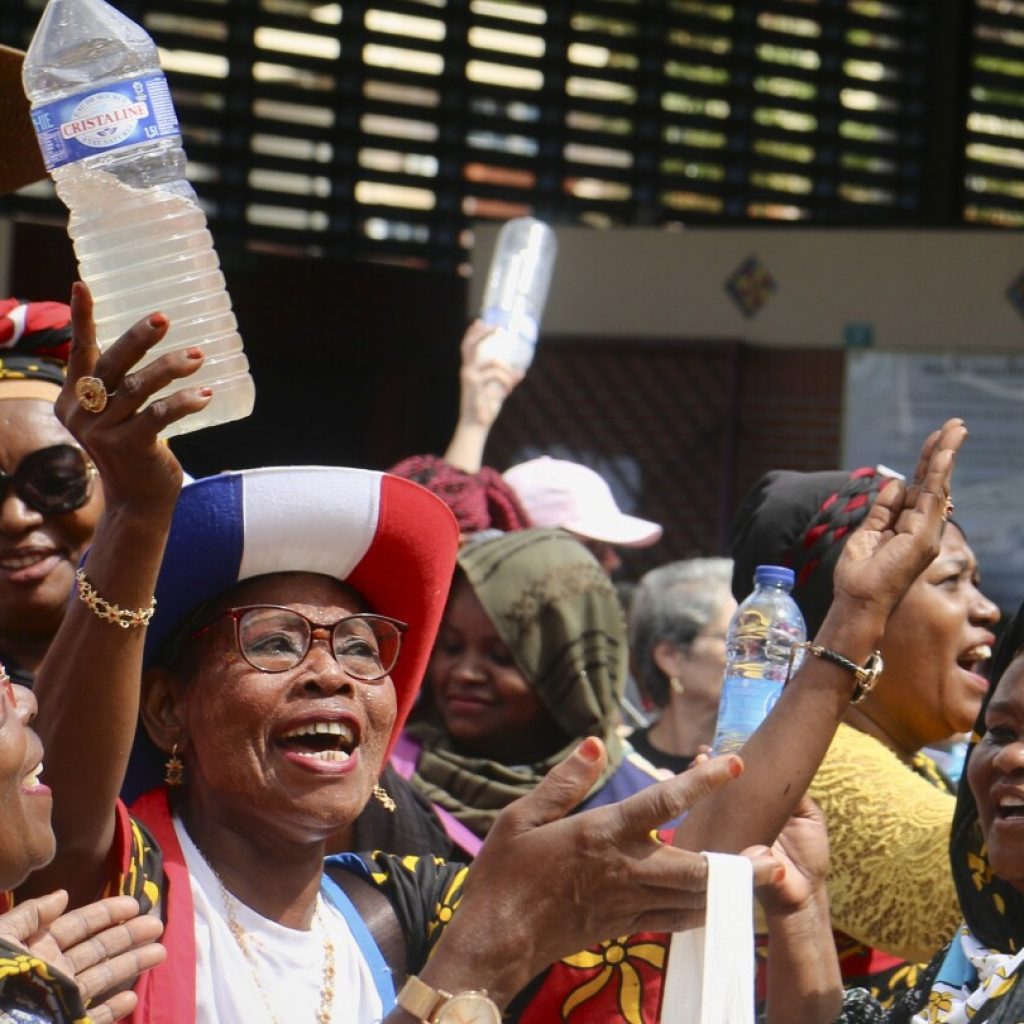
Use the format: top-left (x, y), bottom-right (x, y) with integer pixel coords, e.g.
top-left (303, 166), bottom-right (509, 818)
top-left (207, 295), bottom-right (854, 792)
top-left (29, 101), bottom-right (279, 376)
top-left (1, 1), bottom-right (1020, 272)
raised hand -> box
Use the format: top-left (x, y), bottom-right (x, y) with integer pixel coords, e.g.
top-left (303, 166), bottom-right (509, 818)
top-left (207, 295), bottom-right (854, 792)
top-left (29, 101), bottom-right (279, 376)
top-left (0, 891), bottom-right (165, 1024)
top-left (54, 281), bottom-right (212, 514)
top-left (671, 420), bottom-right (969, 860)
top-left (832, 417), bottom-right (965, 620)
top-left (417, 738), bottom-right (778, 1008)
top-left (444, 319), bottom-right (524, 472)
top-left (26, 286), bottom-right (216, 909)
top-left (458, 319), bottom-right (524, 429)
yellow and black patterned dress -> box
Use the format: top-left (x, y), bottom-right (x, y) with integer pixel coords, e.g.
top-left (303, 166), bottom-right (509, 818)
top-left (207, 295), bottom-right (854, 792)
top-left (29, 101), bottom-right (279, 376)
top-left (0, 938), bottom-right (90, 1024)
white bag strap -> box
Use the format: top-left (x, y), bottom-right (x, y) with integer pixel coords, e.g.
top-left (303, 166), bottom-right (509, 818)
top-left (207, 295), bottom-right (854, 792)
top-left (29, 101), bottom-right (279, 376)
top-left (661, 852), bottom-right (755, 1024)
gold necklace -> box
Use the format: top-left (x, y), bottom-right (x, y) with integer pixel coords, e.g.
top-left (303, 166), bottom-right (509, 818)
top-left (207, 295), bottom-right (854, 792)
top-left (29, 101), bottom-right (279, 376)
top-left (215, 875), bottom-right (337, 1024)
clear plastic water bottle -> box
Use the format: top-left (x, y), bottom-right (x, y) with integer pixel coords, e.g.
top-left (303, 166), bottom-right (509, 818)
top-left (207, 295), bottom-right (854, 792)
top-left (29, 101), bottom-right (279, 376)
top-left (23, 0), bottom-right (255, 437)
top-left (477, 217), bottom-right (557, 374)
top-left (712, 565), bottom-right (807, 755)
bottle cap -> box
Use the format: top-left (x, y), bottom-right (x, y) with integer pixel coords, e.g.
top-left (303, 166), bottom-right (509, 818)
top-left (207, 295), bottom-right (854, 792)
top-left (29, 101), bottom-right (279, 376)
top-left (754, 564), bottom-right (795, 588)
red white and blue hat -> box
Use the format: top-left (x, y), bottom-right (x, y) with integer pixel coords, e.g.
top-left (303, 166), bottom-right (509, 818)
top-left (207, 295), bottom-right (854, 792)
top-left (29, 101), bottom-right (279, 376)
top-left (128, 466), bottom-right (459, 800)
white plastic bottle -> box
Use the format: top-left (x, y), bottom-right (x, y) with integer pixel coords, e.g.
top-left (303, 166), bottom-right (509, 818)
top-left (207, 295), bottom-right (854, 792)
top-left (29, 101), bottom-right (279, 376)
top-left (477, 217), bottom-right (557, 374)
top-left (711, 565), bottom-right (807, 755)
top-left (23, 0), bottom-right (255, 436)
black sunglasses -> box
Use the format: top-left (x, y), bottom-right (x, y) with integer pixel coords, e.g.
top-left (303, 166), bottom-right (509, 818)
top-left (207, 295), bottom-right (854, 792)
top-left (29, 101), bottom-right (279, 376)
top-left (0, 444), bottom-right (97, 515)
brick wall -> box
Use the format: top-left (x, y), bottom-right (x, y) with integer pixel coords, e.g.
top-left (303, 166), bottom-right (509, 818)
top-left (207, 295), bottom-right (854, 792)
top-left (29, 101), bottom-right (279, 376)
top-left (487, 339), bottom-right (845, 580)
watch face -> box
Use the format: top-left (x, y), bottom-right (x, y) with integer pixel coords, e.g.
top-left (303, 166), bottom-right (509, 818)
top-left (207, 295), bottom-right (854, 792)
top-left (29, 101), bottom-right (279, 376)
top-left (436, 991), bottom-right (502, 1024)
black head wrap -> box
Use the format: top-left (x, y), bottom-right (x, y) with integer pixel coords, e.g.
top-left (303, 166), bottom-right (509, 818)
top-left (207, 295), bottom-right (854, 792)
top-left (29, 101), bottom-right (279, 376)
top-left (729, 467), bottom-right (896, 637)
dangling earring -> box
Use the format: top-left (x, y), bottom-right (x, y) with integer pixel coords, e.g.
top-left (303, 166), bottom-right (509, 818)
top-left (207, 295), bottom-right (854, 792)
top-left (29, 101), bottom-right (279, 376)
top-left (669, 677), bottom-right (685, 695)
top-left (165, 743), bottom-right (185, 787)
top-left (373, 783), bottom-right (396, 812)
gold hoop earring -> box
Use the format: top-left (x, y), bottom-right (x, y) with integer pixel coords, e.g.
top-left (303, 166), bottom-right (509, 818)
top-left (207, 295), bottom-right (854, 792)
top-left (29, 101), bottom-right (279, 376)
top-left (165, 743), bottom-right (185, 787)
top-left (669, 677), bottom-right (685, 695)
top-left (373, 783), bottom-right (396, 812)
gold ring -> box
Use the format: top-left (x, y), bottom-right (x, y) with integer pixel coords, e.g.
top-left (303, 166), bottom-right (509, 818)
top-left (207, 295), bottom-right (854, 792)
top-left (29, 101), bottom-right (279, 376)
top-left (75, 376), bottom-right (109, 413)
top-left (942, 491), bottom-right (955, 522)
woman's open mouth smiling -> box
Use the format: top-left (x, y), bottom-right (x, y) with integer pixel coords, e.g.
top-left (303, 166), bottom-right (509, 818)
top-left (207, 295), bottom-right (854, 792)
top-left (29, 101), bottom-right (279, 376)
top-left (995, 792), bottom-right (1024, 821)
top-left (958, 642), bottom-right (994, 692)
top-left (0, 545), bottom-right (63, 584)
top-left (20, 758), bottom-right (50, 797)
top-left (276, 715), bottom-right (361, 772)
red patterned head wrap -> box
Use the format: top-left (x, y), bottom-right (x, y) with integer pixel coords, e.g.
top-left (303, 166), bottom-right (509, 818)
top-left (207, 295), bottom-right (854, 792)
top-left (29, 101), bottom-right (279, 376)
top-left (388, 454), bottom-right (532, 536)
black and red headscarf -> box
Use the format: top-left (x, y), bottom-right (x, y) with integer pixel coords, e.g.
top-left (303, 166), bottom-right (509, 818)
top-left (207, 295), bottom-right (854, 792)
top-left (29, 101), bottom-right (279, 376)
top-left (0, 298), bottom-right (71, 400)
top-left (729, 467), bottom-right (898, 637)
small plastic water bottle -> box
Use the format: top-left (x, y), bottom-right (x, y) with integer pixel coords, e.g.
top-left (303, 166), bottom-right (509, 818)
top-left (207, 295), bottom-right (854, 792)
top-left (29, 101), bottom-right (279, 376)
top-left (23, 0), bottom-right (255, 437)
top-left (712, 565), bottom-right (807, 755)
top-left (477, 217), bottom-right (556, 374)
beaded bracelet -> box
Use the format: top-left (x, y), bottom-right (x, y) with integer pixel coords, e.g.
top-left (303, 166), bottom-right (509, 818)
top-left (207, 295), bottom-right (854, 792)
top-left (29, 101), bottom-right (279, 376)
top-left (788, 640), bottom-right (884, 704)
top-left (75, 568), bottom-right (156, 629)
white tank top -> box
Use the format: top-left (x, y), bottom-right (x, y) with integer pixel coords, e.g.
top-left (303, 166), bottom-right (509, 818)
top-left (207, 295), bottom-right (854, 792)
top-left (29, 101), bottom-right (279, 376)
top-left (173, 816), bottom-right (385, 1024)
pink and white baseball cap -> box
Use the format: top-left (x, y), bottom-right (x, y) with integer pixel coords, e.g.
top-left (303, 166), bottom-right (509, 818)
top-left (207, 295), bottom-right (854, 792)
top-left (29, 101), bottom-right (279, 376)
top-left (503, 456), bottom-right (663, 548)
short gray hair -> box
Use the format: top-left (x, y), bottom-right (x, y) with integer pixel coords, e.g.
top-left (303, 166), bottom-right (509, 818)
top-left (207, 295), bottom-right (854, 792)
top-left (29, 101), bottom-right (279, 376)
top-left (629, 558), bottom-right (733, 708)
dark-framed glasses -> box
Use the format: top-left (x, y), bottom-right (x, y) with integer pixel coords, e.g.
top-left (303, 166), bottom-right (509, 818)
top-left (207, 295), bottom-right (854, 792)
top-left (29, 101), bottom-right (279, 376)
top-left (192, 605), bottom-right (408, 680)
top-left (0, 444), bottom-right (97, 515)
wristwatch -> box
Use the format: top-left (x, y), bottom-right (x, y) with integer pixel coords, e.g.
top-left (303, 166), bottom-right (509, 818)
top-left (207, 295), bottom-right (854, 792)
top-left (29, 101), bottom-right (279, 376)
top-left (792, 640), bottom-right (884, 704)
top-left (396, 975), bottom-right (502, 1024)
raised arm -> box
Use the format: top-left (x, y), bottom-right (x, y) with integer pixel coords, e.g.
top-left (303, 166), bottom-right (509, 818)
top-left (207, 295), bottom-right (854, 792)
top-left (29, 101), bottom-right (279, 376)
top-left (20, 283), bottom-right (210, 907)
top-left (382, 741), bottom-right (780, 1020)
top-left (673, 418), bottom-right (965, 854)
top-left (443, 320), bottom-right (523, 473)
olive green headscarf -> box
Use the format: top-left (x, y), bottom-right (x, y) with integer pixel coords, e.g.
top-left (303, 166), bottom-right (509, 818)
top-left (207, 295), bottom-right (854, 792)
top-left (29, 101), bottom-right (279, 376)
top-left (409, 528), bottom-right (627, 838)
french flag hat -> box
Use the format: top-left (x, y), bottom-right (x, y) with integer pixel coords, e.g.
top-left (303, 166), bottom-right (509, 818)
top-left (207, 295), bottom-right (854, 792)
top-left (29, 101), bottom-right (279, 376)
top-left (127, 466), bottom-right (459, 800)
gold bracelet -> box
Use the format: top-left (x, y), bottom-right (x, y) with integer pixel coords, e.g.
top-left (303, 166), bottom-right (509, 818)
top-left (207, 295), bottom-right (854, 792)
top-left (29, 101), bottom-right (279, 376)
top-left (75, 568), bottom-right (156, 629)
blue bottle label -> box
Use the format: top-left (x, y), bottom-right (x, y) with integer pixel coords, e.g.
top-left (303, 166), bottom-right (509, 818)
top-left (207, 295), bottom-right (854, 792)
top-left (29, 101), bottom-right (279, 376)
top-left (718, 676), bottom-right (784, 734)
top-left (31, 74), bottom-right (180, 171)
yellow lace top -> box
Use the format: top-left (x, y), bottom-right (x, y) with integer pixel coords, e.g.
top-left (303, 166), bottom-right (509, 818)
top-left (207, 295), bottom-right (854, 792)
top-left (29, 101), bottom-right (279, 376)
top-left (807, 723), bottom-right (961, 964)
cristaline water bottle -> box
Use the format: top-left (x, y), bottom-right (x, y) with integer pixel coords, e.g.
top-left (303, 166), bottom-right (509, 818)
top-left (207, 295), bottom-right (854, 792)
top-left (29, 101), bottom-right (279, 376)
top-left (711, 565), bottom-right (807, 755)
top-left (23, 0), bottom-right (254, 437)
top-left (477, 217), bottom-right (556, 374)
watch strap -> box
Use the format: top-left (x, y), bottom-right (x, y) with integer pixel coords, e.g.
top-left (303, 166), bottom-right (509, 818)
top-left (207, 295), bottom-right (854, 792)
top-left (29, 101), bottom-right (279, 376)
top-left (396, 975), bottom-right (451, 1021)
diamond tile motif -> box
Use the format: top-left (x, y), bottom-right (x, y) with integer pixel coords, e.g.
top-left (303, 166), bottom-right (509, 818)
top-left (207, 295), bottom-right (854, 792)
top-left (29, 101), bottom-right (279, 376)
top-left (1006, 268), bottom-right (1024, 320)
top-left (726, 255), bottom-right (777, 319)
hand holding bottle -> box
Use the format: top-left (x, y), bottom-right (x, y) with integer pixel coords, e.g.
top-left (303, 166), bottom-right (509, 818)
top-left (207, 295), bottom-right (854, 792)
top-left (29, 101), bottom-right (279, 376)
top-left (459, 319), bottom-right (524, 426)
top-left (23, 0), bottom-right (254, 437)
top-left (478, 217), bottom-right (557, 374)
top-left (443, 319), bottom-right (524, 472)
